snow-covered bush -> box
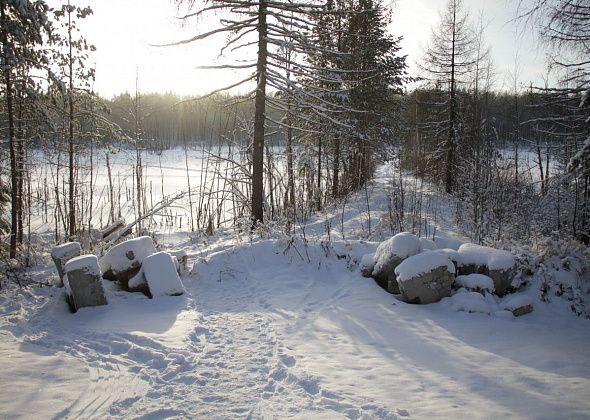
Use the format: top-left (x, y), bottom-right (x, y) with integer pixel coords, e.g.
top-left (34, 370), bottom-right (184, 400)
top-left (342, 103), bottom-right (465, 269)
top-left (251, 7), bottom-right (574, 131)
top-left (530, 236), bottom-right (590, 318)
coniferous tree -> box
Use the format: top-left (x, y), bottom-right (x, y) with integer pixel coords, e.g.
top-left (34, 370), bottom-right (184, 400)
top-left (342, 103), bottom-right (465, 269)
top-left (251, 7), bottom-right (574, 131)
top-left (344, 0), bottom-right (407, 189)
top-left (304, 0), bottom-right (407, 201)
top-left (418, 0), bottom-right (477, 193)
top-left (172, 0), bottom-right (380, 224)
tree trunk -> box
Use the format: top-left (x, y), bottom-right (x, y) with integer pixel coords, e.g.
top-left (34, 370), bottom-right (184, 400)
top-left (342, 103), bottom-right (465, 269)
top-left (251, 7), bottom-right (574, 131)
top-left (317, 135), bottom-right (322, 211)
top-left (286, 120), bottom-right (295, 207)
top-left (16, 87), bottom-right (24, 245)
top-left (1, 1), bottom-right (18, 259)
top-left (68, 4), bottom-right (76, 239)
top-left (251, 0), bottom-right (268, 225)
top-left (332, 134), bottom-right (340, 198)
top-left (445, 0), bottom-right (457, 194)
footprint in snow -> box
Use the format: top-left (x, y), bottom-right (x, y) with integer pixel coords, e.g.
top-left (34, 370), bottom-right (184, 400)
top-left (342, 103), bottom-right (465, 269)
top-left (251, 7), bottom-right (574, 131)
top-left (279, 353), bottom-right (296, 368)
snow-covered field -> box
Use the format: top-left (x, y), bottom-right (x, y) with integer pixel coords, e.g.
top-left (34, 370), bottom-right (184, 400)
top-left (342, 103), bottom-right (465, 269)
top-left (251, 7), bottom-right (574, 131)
top-left (1, 163), bottom-right (589, 419)
top-left (29, 147), bottom-right (255, 234)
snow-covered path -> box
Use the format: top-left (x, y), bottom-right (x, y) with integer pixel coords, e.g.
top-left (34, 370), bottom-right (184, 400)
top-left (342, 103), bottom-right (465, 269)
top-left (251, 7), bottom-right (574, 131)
top-left (1, 164), bottom-right (590, 419)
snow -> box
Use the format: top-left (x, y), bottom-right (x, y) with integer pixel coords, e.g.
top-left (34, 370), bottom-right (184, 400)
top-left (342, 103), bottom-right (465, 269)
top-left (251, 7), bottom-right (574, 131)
top-left (419, 237), bottom-right (438, 250)
top-left (62, 273), bottom-right (71, 295)
top-left (99, 236), bottom-right (156, 274)
top-left (50, 241), bottom-right (80, 260)
top-left (501, 294), bottom-right (534, 311)
top-left (432, 247), bottom-right (461, 263)
top-left (458, 243), bottom-right (515, 271)
top-left (64, 254), bottom-right (101, 276)
top-left (395, 250), bottom-right (456, 282)
top-left (580, 88), bottom-right (590, 108)
top-left (128, 268), bottom-right (146, 289)
top-left (455, 274), bottom-right (495, 293)
top-left (360, 253), bottom-right (375, 270)
top-left (168, 249), bottom-right (188, 260)
top-left (446, 291), bottom-right (493, 314)
top-left (1, 162), bottom-right (589, 419)
top-left (372, 232), bottom-right (421, 274)
top-left (141, 252), bottom-right (184, 297)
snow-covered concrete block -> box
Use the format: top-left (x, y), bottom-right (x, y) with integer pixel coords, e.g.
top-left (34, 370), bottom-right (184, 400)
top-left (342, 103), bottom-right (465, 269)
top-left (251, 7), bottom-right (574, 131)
top-left (455, 274), bottom-right (495, 294)
top-left (458, 243), bottom-right (516, 296)
top-left (488, 267), bottom-right (517, 297)
top-left (141, 252), bottom-right (184, 298)
top-left (99, 236), bottom-right (156, 289)
top-left (360, 253), bottom-right (375, 278)
top-left (372, 232), bottom-right (421, 293)
top-left (394, 251), bottom-right (456, 304)
top-left (500, 294), bottom-right (533, 317)
top-left (51, 242), bottom-right (82, 287)
top-left (64, 255), bottom-right (107, 312)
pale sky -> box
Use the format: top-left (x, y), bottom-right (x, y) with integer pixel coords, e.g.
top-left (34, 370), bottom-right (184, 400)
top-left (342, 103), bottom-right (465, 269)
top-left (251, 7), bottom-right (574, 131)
top-left (58, 0), bottom-right (548, 98)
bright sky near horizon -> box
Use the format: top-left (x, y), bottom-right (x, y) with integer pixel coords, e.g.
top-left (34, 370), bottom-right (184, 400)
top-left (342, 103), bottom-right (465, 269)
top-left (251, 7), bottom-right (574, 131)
top-left (58, 0), bottom-right (548, 98)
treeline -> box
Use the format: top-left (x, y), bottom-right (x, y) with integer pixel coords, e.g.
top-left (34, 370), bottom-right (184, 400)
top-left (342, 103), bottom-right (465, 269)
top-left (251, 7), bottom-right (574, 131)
top-left (1, 0), bottom-right (409, 263)
top-left (397, 0), bottom-right (590, 245)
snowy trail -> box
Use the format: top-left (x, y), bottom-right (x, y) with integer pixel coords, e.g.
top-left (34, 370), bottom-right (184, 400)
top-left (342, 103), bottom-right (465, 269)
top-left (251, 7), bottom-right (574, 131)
top-left (1, 163), bottom-right (590, 419)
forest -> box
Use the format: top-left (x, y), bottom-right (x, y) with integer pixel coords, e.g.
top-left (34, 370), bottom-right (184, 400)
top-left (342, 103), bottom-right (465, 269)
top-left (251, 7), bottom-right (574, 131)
top-left (1, 0), bottom-right (590, 417)
top-left (1, 0), bottom-right (588, 263)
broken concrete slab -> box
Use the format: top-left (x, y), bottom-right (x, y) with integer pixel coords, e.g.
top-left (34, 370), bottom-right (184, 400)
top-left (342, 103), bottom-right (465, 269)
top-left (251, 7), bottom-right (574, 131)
top-left (51, 242), bottom-right (81, 287)
top-left (64, 255), bottom-right (107, 312)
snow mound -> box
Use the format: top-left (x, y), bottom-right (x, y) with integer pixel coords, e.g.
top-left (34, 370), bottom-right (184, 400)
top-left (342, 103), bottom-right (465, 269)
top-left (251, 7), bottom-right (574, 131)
top-left (419, 238), bottom-right (438, 251)
top-left (360, 253), bottom-right (375, 269)
top-left (448, 291), bottom-right (492, 314)
top-left (495, 309), bottom-right (516, 319)
top-left (99, 236), bottom-right (156, 274)
top-left (433, 235), bottom-right (465, 250)
top-left (500, 294), bottom-right (533, 311)
top-left (431, 248), bottom-right (460, 263)
top-left (455, 274), bottom-right (495, 293)
top-left (458, 243), bottom-right (515, 271)
top-left (359, 253), bottom-right (376, 277)
top-left (141, 252), bottom-right (185, 297)
top-left (394, 251), bottom-right (455, 283)
top-left (373, 232), bottom-right (421, 274)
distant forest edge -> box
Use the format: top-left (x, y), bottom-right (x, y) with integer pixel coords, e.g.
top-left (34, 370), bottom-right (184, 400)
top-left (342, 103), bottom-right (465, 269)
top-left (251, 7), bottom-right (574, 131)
top-left (54, 88), bottom-right (584, 154)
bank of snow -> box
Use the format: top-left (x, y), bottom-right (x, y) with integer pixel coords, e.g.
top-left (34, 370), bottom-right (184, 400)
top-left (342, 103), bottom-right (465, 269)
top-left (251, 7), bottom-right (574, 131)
top-left (1, 237), bottom-right (589, 419)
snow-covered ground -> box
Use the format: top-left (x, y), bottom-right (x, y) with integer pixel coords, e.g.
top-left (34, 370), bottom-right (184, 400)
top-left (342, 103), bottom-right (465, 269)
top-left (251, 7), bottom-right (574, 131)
top-left (1, 162), bottom-right (589, 419)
